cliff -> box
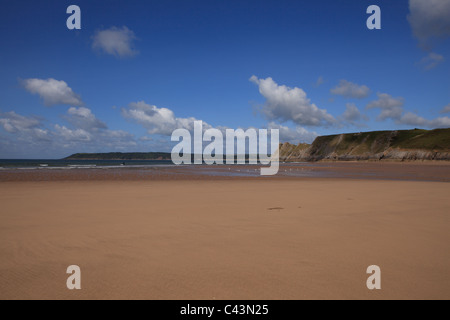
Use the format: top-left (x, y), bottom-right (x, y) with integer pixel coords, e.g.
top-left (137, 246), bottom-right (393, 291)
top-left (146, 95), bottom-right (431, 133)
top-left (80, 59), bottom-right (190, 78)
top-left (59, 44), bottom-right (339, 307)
top-left (279, 128), bottom-right (450, 162)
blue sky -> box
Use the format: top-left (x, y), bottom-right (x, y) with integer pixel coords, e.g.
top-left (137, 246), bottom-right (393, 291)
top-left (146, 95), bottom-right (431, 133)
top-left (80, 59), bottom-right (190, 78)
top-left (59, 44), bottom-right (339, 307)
top-left (0, 0), bottom-right (449, 158)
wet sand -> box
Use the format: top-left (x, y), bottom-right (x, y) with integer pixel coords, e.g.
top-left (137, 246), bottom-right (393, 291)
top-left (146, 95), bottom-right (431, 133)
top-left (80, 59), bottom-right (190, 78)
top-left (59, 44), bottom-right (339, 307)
top-left (1, 161), bottom-right (450, 182)
top-left (0, 163), bottom-right (449, 300)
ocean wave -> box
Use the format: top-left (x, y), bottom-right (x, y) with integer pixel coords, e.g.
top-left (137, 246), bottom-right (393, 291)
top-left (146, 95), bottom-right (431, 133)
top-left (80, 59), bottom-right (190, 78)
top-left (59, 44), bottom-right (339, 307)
top-left (67, 165), bottom-right (97, 169)
top-left (0, 163), bottom-right (178, 171)
top-left (98, 164), bottom-right (176, 169)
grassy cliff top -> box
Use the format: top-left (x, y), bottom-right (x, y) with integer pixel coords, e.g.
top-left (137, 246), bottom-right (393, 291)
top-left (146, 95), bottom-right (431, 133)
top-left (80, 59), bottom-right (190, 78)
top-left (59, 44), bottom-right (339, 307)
top-left (310, 128), bottom-right (450, 155)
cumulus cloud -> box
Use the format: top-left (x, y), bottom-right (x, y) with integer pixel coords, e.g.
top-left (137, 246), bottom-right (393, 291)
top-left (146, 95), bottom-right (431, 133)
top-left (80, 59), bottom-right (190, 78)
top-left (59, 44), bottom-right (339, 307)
top-left (366, 93), bottom-right (405, 121)
top-left (407, 0), bottom-right (450, 48)
top-left (139, 136), bottom-right (154, 142)
top-left (0, 111), bottom-right (41, 133)
top-left (398, 112), bottom-right (428, 127)
top-left (22, 78), bottom-right (84, 107)
top-left (122, 101), bottom-right (211, 135)
top-left (399, 112), bottom-right (450, 128)
top-left (417, 52), bottom-right (445, 70)
top-left (441, 104), bottom-right (450, 113)
top-left (97, 129), bottom-right (137, 149)
top-left (330, 80), bottom-right (371, 99)
top-left (65, 107), bottom-right (107, 131)
top-left (0, 111), bottom-right (50, 141)
top-left (267, 122), bottom-right (318, 144)
top-left (250, 76), bottom-right (335, 127)
top-left (339, 103), bottom-right (369, 128)
top-left (0, 107), bottom-right (139, 158)
top-left (54, 125), bottom-right (92, 142)
top-left (92, 26), bottom-right (138, 58)
top-left (429, 117), bottom-right (450, 128)
top-left (342, 103), bottom-right (363, 122)
top-left (58, 107), bottom-right (136, 147)
top-left (367, 93), bottom-right (450, 129)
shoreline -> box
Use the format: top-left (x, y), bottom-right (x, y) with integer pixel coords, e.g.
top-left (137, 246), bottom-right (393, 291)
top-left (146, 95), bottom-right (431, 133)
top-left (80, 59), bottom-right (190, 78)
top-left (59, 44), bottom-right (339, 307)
top-left (1, 161), bottom-right (450, 182)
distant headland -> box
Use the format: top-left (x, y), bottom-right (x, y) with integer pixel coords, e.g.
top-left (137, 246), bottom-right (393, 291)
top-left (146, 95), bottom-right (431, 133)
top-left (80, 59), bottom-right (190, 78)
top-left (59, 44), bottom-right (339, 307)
top-left (64, 152), bottom-right (171, 161)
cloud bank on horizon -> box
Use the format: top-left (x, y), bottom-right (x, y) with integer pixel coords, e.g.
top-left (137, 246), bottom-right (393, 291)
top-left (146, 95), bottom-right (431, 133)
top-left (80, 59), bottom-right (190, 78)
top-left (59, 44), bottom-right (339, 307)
top-left (0, 0), bottom-right (449, 158)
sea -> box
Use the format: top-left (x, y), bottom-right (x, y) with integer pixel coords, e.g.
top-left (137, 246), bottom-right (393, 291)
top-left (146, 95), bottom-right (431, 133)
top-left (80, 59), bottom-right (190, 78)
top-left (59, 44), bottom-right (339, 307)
top-left (0, 159), bottom-right (174, 170)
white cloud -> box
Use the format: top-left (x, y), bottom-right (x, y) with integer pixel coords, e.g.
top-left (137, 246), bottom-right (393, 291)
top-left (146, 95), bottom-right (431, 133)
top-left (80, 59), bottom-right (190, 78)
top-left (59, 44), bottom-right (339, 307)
top-left (48, 125), bottom-right (137, 152)
top-left (0, 107), bottom-right (140, 158)
top-left (60, 107), bottom-right (136, 147)
top-left (417, 52), bottom-right (445, 70)
top-left (0, 111), bottom-right (50, 141)
top-left (54, 125), bottom-right (92, 142)
top-left (250, 75), bottom-right (335, 127)
top-left (267, 122), bottom-right (318, 144)
top-left (122, 101), bottom-right (211, 135)
top-left (97, 130), bottom-right (137, 149)
top-left (441, 104), bottom-right (450, 113)
top-left (58, 107), bottom-right (137, 147)
top-left (408, 0), bottom-right (450, 48)
top-left (139, 136), bottom-right (154, 142)
top-left (330, 80), bottom-right (371, 99)
top-left (399, 112), bottom-right (428, 127)
top-left (366, 93), bottom-right (405, 121)
top-left (343, 103), bottom-right (363, 122)
top-left (33, 128), bottom-right (50, 141)
top-left (0, 111), bottom-right (41, 133)
top-left (92, 26), bottom-right (138, 58)
top-left (65, 107), bottom-right (107, 131)
top-left (400, 112), bottom-right (450, 128)
top-left (429, 117), bottom-right (450, 128)
top-left (22, 78), bottom-right (84, 107)
top-left (367, 93), bottom-right (450, 129)
top-left (428, 117), bottom-right (450, 128)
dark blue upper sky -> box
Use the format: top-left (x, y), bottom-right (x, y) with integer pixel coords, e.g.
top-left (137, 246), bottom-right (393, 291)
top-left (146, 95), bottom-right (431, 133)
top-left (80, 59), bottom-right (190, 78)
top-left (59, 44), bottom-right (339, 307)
top-left (0, 0), bottom-right (449, 158)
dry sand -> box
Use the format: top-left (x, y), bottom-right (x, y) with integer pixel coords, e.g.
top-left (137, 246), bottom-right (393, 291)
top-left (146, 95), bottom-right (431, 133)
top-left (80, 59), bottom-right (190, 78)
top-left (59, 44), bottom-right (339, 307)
top-left (0, 175), bottom-right (449, 299)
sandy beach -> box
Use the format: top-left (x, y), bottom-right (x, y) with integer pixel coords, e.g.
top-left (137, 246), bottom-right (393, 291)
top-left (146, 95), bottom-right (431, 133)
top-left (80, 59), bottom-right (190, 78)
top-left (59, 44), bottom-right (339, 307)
top-left (0, 163), bottom-right (449, 300)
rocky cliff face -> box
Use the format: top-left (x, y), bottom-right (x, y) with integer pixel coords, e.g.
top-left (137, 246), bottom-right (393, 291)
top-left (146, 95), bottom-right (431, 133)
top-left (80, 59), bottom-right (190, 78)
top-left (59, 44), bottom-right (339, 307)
top-left (279, 128), bottom-right (450, 162)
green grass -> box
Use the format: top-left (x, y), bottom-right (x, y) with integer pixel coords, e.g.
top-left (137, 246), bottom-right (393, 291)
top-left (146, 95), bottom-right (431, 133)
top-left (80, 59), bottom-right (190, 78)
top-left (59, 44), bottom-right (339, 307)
top-left (391, 129), bottom-right (450, 150)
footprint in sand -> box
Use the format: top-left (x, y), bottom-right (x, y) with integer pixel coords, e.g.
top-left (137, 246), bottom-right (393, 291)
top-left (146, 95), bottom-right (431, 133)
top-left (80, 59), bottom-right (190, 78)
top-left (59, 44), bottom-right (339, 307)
top-left (268, 207), bottom-right (284, 211)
